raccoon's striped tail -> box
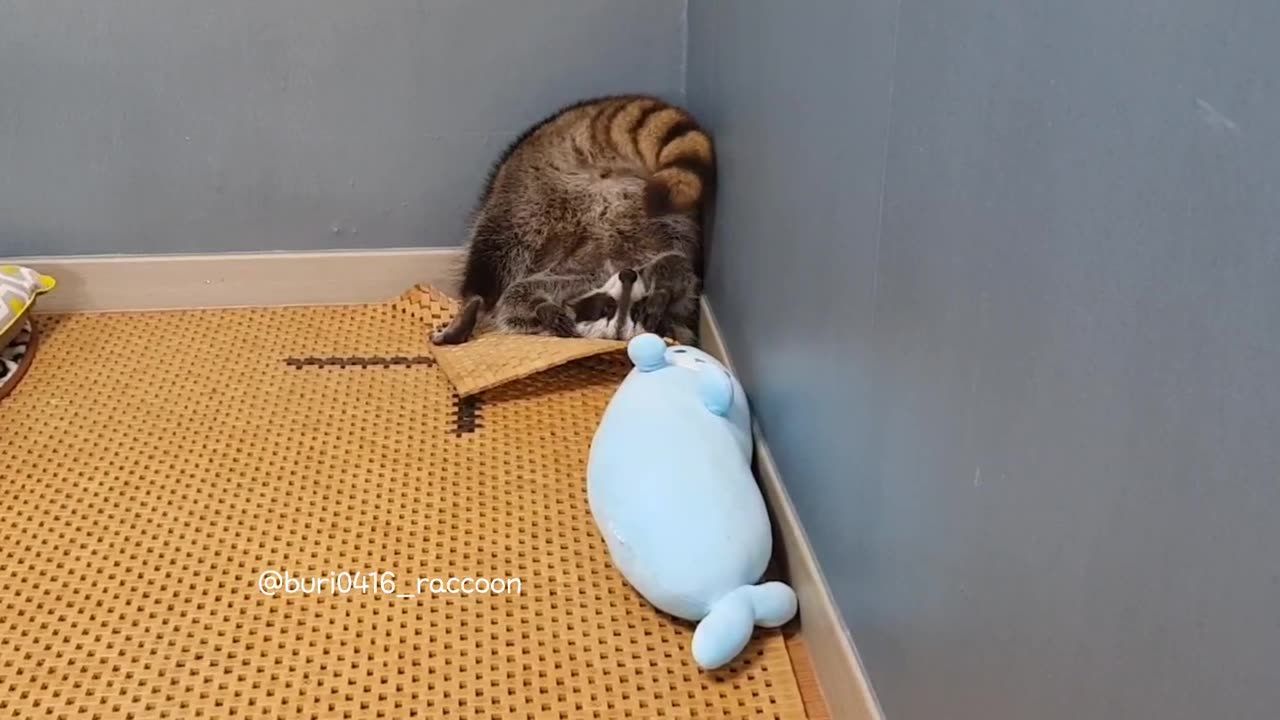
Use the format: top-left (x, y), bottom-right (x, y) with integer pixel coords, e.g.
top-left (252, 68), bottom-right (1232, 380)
top-left (691, 582), bottom-right (797, 670)
top-left (637, 107), bottom-right (716, 216)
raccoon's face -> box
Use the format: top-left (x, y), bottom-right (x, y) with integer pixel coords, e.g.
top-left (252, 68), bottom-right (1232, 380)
top-left (570, 270), bottom-right (649, 340)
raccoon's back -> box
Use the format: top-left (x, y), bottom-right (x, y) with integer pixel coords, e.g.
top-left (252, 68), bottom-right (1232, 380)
top-left (484, 95), bottom-right (715, 217)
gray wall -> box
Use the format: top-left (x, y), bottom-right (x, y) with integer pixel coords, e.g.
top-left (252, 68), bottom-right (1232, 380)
top-left (0, 0), bottom-right (685, 256)
top-left (689, 1), bottom-right (1280, 719)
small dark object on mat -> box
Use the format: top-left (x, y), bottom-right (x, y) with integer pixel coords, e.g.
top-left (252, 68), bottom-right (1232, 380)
top-left (0, 320), bottom-right (38, 402)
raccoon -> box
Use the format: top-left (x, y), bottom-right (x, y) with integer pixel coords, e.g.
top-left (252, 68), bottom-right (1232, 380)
top-left (430, 94), bottom-right (714, 346)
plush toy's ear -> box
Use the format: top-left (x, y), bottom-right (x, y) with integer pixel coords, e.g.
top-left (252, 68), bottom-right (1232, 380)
top-left (627, 333), bottom-right (669, 372)
top-left (697, 366), bottom-right (734, 416)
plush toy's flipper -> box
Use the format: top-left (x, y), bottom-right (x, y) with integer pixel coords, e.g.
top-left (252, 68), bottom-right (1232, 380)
top-left (697, 366), bottom-right (735, 417)
top-left (692, 588), bottom-right (754, 670)
top-left (745, 582), bottom-right (798, 627)
top-left (690, 582), bottom-right (798, 670)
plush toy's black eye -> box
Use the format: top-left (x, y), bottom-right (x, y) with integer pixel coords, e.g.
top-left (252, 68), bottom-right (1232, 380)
top-left (673, 348), bottom-right (687, 354)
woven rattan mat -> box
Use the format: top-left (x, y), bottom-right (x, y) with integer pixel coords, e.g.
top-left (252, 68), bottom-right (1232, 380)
top-left (0, 300), bottom-right (807, 719)
top-left (397, 285), bottom-right (629, 398)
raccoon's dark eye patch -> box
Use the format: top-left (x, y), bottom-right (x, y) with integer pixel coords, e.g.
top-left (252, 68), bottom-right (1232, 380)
top-left (571, 293), bottom-right (616, 322)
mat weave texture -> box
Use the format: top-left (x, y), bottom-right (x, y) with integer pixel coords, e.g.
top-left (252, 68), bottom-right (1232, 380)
top-left (396, 285), bottom-right (628, 398)
top-left (0, 299), bottom-right (807, 719)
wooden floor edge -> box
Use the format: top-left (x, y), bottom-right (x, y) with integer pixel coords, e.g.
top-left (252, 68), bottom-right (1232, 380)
top-left (2, 248), bottom-right (464, 313)
top-left (699, 298), bottom-right (886, 720)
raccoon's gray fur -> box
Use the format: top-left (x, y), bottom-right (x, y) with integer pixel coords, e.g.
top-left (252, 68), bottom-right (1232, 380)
top-left (431, 94), bottom-right (714, 346)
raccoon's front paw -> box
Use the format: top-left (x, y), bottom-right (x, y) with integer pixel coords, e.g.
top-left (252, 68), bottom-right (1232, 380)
top-left (536, 302), bottom-right (579, 338)
top-left (669, 323), bottom-right (697, 346)
top-left (634, 290), bottom-right (672, 335)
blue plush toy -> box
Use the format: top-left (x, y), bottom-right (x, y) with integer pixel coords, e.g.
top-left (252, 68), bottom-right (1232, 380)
top-left (587, 333), bottom-right (797, 670)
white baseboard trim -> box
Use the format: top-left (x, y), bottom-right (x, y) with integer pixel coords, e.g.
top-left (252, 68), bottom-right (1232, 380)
top-left (700, 299), bottom-right (885, 720)
top-left (3, 248), bottom-right (464, 313)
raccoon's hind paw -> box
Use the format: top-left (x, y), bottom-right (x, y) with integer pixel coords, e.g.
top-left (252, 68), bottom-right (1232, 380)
top-left (430, 327), bottom-right (468, 345)
top-left (431, 296), bottom-right (483, 345)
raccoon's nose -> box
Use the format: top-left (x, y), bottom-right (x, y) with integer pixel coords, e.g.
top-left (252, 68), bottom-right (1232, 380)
top-left (619, 268), bottom-right (638, 284)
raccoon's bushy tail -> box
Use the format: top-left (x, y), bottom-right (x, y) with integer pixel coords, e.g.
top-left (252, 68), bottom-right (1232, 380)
top-left (691, 582), bottom-right (797, 670)
top-left (635, 106), bottom-right (716, 216)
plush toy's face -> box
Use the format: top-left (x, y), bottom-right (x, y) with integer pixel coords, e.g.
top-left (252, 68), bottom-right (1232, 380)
top-left (624, 332), bottom-right (754, 457)
top-left (627, 334), bottom-right (729, 375)
top-left (627, 334), bottom-right (745, 417)
top-left (664, 345), bottom-right (728, 373)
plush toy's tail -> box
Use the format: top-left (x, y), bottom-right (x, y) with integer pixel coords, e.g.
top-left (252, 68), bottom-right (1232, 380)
top-left (691, 582), bottom-right (798, 670)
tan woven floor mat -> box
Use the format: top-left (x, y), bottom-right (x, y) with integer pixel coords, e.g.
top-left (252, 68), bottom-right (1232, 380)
top-left (396, 285), bottom-right (628, 398)
top-left (0, 301), bottom-right (808, 719)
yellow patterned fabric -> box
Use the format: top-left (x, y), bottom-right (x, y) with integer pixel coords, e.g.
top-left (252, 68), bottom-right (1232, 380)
top-left (0, 264), bottom-right (55, 340)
